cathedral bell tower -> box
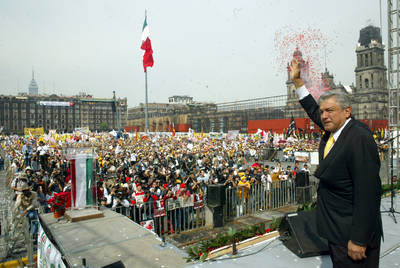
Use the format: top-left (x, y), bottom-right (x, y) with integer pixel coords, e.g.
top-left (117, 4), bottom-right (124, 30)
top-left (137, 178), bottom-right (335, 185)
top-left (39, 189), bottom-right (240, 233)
top-left (354, 25), bottom-right (388, 119)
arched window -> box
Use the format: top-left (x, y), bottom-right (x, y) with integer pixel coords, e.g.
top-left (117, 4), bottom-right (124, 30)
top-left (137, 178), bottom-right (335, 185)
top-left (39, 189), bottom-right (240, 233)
top-left (365, 54), bottom-right (369, 66)
top-left (365, 78), bottom-right (369, 88)
top-left (360, 76), bottom-right (362, 88)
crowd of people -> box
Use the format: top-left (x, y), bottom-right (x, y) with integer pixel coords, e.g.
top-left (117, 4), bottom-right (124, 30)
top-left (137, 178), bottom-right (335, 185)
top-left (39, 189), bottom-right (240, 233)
top-left (1, 128), bottom-right (383, 236)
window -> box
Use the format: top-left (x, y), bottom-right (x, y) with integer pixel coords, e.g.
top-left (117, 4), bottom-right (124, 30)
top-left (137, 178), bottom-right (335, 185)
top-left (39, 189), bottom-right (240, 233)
top-left (360, 76), bottom-right (362, 88)
top-left (371, 73), bottom-right (374, 88)
top-left (365, 78), bottom-right (369, 88)
top-left (365, 54), bottom-right (368, 66)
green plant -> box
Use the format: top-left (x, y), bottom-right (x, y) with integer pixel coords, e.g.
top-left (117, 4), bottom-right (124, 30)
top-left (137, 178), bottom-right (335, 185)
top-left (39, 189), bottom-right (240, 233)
top-left (269, 217), bottom-right (282, 232)
top-left (184, 220), bottom-right (281, 263)
top-left (185, 245), bottom-right (208, 263)
top-left (381, 183), bottom-right (400, 196)
top-left (297, 201), bottom-right (317, 212)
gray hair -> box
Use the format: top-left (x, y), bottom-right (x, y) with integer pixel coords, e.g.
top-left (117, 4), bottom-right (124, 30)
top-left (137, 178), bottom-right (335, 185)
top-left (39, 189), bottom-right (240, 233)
top-left (318, 91), bottom-right (352, 110)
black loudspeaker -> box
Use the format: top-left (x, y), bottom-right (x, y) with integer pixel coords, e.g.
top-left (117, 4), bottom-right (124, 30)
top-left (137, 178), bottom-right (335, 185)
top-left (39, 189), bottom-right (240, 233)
top-left (212, 206), bottom-right (224, 227)
top-left (296, 186), bottom-right (312, 204)
top-left (295, 171), bottom-right (310, 187)
top-left (207, 184), bottom-right (226, 207)
top-left (102, 260), bottom-right (125, 268)
top-left (279, 210), bottom-right (329, 258)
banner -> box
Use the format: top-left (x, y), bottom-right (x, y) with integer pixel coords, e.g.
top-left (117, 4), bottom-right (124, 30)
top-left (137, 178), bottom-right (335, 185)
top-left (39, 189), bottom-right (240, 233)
top-left (294, 151), bottom-right (309, 162)
top-left (140, 220), bottom-right (155, 233)
top-left (37, 223), bottom-right (66, 268)
top-left (310, 151), bottom-right (319, 165)
top-left (74, 127), bottom-right (89, 135)
top-left (24, 127), bottom-right (44, 136)
top-left (38, 101), bottom-right (73, 107)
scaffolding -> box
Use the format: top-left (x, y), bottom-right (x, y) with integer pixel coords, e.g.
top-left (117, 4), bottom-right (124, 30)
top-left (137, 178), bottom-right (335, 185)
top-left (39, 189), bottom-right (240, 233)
top-left (216, 95), bottom-right (287, 112)
top-left (388, 0), bottom-right (400, 176)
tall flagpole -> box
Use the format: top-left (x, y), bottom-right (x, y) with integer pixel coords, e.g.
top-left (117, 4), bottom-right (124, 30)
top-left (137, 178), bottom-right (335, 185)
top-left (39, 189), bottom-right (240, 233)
top-left (145, 70), bottom-right (149, 133)
top-left (144, 9), bottom-right (149, 134)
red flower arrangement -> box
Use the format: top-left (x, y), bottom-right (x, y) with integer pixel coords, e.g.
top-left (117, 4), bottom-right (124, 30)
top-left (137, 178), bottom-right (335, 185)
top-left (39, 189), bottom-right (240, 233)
top-left (48, 192), bottom-right (70, 218)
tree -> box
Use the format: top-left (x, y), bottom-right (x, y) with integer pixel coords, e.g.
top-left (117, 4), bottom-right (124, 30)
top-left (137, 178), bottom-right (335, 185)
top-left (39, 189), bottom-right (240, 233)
top-left (99, 122), bottom-right (109, 132)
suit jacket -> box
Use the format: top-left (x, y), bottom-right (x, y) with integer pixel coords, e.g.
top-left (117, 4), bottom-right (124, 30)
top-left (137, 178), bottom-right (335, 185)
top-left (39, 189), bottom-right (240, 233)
top-left (300, 94), bottom-right (383, 247)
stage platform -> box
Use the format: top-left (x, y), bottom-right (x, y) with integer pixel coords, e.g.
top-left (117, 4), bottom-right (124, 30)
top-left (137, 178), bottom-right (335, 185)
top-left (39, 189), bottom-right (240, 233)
top-left (188, 195), bottom-right (400, 268)
top-left (40, 209), bottom-right (187, 268)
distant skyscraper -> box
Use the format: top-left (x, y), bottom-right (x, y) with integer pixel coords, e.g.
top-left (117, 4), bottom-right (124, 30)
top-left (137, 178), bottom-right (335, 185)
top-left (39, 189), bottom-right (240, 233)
top-left (28, 70), bottom-right (38, 95)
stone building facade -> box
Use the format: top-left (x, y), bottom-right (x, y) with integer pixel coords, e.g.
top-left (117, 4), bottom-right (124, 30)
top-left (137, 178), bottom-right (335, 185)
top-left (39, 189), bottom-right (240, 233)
top-left (0, 93), bottom-right (127, 135)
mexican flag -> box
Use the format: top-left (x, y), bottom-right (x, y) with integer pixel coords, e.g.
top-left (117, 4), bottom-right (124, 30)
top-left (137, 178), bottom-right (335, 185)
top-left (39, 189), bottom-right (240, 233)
top-left (141, 16), bottom-right (154, 72)
top-left (70, 157), bottom-right (95, 208)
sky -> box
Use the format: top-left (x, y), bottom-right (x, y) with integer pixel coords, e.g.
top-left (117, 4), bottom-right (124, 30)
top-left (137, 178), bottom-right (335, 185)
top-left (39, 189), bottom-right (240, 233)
top-left (0, 0), bottom-right (385, 107)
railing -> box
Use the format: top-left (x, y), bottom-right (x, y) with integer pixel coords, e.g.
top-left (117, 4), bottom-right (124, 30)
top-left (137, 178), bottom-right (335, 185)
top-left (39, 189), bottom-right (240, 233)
top-left (224, 180), bottom-right (318, 220)
top-left (0, 148), bottom-right (35, 265)
top-left (110, 196), bottom-right (206, 236)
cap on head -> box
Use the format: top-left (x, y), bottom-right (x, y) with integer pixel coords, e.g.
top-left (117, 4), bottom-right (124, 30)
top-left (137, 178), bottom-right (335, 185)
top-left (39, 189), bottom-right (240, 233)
top-left (19, 173), bottom-right (28, 180)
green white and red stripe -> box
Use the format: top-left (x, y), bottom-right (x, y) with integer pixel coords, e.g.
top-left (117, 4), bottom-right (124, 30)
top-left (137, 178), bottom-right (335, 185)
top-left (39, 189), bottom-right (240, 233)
top-left (141, 16), bottom-right (154, 72)
top-left (70, 157), bottom-right (94, 208)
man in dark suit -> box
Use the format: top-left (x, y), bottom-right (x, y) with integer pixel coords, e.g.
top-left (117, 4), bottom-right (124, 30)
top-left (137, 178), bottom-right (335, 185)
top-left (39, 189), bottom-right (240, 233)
top-left (290, 58), bottom-right (382, 267)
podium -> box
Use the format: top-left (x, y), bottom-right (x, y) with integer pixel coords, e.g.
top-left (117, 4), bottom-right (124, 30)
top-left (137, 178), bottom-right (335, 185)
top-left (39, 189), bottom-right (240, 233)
top-left (63, 145), bottom-right (103, 222)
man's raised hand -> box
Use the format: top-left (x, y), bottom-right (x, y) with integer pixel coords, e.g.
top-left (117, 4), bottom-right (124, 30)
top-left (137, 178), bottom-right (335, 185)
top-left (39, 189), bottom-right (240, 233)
top-left (290, 58), bottom-right (304, 89)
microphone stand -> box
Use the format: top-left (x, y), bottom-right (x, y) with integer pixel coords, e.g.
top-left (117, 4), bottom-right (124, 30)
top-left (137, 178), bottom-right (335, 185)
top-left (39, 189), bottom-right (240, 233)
top-left (379, 134), bottom-right (400, 223)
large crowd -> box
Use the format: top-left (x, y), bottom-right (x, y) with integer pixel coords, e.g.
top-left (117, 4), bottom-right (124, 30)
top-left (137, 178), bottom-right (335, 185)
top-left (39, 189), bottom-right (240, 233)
top-left (1, 128), bottom-right (387, 237)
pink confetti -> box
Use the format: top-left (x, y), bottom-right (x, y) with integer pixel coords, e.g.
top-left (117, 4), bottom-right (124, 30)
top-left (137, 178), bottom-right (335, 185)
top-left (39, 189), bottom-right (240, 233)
top-left (274, 27), bottom-right (330, 99)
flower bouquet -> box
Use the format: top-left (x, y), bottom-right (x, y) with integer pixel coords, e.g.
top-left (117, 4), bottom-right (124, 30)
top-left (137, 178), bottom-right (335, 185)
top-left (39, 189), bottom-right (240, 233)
top-left (48, 192), bottom-right (69, 218)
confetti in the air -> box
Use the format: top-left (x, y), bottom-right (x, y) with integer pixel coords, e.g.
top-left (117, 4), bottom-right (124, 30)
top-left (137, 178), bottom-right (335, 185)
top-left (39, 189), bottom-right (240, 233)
top-left (274, 26), bottom-right (330, 99)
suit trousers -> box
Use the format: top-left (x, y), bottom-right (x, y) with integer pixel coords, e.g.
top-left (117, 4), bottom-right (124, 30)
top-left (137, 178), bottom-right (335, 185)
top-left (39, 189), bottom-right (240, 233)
top-left (328, 241), bottom-right (380, 268)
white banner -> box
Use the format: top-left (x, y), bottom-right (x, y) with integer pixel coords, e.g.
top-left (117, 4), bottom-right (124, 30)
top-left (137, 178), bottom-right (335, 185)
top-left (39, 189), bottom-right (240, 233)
top-left (310, 151), bottom-right (319, 165)
top-left (39, 101), bottom-right (73, 107)
top-left (37, 223), bottom-right (66, 268)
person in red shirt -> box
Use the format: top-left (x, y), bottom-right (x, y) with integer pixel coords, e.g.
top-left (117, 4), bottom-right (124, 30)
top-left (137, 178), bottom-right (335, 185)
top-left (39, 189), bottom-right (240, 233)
top-left (176, 184), bottom-right (191, 232)
top-left (130, 184), bottom-right (145, 223)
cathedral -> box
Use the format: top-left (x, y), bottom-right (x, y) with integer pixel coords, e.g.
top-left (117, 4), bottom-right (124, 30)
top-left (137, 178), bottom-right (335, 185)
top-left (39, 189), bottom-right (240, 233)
top-left (285, 25), bottom-right (388, 121)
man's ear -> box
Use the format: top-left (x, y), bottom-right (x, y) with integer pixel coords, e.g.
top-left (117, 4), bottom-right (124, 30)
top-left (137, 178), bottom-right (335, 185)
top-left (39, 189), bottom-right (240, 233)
top-left (345, 106), bottom-right (352, 119)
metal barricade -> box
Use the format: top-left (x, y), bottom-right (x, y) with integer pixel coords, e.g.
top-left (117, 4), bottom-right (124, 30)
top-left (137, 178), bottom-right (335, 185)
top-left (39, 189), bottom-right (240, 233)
top-left (110, 196), bottom-right (206, 236)
top-left (224, 179), bottom-right (317, 221)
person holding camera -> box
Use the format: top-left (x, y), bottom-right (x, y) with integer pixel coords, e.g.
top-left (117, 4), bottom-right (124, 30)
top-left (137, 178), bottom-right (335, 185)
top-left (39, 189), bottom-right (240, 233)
top-left (22, 141), bottom-right (33, 168)
top-left (48, 170), bottom-right (64, 194)
top-left (36, 140), bottom-right (49, 171)
top-left (13, 183), bottom-right (38, 235)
